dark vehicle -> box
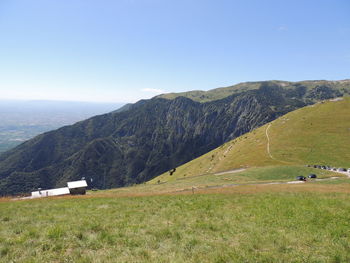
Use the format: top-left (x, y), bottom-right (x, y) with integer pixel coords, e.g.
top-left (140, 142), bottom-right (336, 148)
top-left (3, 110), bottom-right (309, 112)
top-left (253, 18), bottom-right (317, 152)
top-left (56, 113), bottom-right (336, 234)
top-left (296, 176), bottom-right (307, 181)
top-left (308, 174), bottom-right (317, 178)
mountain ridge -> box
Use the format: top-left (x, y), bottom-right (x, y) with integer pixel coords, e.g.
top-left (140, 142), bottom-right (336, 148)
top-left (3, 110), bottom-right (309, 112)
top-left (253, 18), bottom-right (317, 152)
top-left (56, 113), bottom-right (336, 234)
top-left (0, 79), bottom-right (349, 195)
top-left (156, 79), bottom-right (350, 103)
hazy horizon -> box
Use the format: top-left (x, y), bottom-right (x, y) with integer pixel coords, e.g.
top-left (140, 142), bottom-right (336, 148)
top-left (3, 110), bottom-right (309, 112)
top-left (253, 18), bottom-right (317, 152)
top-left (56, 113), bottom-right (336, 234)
top-left (0, 98), bottom-right (128, 104)
top-left (2, 77), bottom-right (350, 104)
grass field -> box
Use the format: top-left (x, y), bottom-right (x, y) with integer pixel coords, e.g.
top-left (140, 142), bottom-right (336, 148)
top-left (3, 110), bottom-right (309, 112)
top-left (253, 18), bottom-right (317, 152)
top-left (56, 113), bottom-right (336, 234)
top-left (1, 163), bottom-right (349, 263)
top-left (1, 181), bottom-right (350, 263)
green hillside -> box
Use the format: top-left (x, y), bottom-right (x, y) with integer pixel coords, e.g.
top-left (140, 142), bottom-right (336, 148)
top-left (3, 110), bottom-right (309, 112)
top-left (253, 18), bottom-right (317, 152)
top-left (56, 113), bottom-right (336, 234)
top-left (151, 97), bottom-right (350, 183)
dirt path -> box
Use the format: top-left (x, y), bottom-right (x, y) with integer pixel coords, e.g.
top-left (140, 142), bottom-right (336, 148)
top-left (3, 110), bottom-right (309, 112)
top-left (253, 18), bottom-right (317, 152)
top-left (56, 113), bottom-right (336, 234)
top-left (265, 123), bottom-right (274, 159)
top-left (214, 168), bottom-right (246, 176)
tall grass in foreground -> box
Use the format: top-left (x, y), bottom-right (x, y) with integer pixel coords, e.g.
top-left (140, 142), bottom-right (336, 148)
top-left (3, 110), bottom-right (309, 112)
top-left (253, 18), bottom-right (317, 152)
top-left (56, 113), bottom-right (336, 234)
top-left (1, 190), bottom-right (350, 262)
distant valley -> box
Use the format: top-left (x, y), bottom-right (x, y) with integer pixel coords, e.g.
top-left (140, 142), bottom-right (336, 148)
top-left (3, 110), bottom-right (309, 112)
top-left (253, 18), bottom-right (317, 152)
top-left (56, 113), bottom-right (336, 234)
top-left (0, 100), bottom-right (124, 153)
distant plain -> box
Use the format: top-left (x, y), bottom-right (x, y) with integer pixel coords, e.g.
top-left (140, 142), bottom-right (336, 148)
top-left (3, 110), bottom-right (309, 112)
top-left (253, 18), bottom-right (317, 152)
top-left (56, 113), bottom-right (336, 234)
top-left (0, 100), bottom-right (123, 153)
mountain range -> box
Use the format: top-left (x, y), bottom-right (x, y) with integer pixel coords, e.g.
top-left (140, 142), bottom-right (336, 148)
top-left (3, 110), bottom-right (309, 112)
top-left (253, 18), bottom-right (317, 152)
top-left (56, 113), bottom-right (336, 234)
top-left (0, 80), bottom-right (349, 195)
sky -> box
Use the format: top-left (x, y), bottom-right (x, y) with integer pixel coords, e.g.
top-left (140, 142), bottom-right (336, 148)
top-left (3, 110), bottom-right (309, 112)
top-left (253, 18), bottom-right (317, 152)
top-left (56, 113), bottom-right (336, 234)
top-left (0, 0), bottom-right (349, 103)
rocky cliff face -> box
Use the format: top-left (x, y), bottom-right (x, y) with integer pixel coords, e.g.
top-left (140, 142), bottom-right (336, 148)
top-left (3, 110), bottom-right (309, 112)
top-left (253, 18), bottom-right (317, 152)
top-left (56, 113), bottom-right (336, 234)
top-left (0, 81), bottom-right (349, 195)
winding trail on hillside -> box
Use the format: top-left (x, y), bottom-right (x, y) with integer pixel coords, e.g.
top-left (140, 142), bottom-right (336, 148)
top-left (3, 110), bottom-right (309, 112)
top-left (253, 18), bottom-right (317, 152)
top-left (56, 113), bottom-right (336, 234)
top-left (265, 124), bottom-right (275, 160)
top-left (265, 123), bottom-right (293, 165)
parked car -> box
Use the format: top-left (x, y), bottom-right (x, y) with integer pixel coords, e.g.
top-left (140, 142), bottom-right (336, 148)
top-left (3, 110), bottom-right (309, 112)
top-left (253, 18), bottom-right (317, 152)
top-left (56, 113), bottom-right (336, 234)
top-left (308, 174), bottom-right (317, 178)
top-left (338, 168), bottom-right (347, 172)
top-left (296, 176), bottom-right (307, 181)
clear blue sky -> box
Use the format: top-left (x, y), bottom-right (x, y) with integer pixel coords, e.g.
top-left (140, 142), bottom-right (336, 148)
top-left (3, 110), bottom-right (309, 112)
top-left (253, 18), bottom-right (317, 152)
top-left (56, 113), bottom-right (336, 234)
top-left (0, 0), bottom-right (349, 103)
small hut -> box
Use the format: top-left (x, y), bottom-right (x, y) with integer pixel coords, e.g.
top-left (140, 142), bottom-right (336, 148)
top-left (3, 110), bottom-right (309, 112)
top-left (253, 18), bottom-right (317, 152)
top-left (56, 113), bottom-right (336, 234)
top-left (67, 180), bottom-right (88, 195)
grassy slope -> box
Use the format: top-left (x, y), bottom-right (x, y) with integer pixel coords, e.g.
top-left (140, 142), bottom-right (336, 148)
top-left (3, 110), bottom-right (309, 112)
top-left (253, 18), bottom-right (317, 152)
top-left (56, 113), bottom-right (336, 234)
top-left (151, 97), bottom-right (350, 183)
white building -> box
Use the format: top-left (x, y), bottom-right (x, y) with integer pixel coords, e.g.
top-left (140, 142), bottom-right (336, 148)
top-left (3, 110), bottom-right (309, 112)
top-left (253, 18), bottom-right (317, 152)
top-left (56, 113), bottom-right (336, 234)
top-left (31, 187), bottom-right (70, 198)
top-left (31, 180), bottom-right (87, 198)
top-left (67, 180), bottom-right (88, 195)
